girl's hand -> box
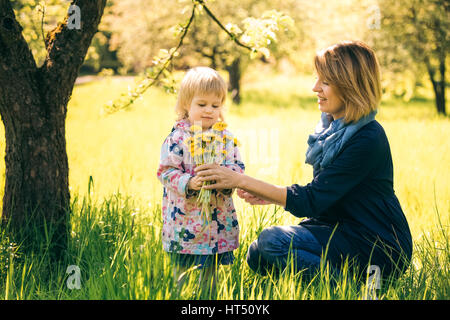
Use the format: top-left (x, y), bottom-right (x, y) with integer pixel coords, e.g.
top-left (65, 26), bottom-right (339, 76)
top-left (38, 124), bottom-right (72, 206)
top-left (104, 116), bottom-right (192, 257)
top-left (194, 163), bottom-right (241, 190)
top-left (188, 175), bottom-right (203, 191)
top-left (237, 189), bottom-right (271, 205)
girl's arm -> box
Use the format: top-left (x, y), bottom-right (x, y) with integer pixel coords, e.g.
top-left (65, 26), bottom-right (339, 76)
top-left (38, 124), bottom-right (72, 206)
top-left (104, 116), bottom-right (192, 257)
top-left (157, 134), bottom-right (192, 197)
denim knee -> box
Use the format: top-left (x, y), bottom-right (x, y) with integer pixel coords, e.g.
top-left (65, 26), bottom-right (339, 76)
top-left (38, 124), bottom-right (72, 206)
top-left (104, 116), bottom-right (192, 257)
top-left (257, 226), bottom-right (286, 261)
top-left (246, 240), bottom-right (262, 273)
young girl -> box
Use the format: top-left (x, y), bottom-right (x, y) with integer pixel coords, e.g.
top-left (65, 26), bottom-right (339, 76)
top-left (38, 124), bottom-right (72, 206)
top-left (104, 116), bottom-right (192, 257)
top-left (156, 66), bottom-right (245, 295)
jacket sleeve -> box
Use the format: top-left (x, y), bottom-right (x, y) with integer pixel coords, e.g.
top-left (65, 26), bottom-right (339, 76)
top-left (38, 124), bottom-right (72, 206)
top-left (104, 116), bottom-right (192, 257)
top-left (284, 129), bottom-right (384, 218)
top-left (157, 133), bottom-right (192, 197)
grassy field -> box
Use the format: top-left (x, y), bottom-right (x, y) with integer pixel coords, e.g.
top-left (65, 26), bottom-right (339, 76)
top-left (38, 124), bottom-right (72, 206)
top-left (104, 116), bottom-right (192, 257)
top-left (0, 71), bottom-right (449, 299)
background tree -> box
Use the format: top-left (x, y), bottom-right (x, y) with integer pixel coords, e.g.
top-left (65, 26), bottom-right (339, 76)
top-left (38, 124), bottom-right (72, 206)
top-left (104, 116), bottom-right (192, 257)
top-left (12, 0), bottom-right (119, 74)
top-left (11, 0), bottom-right (65, 67)
top-left (182, 0), bottom-right (299, 104)
top-left (369, 0), bottom-right (449, 115)
top-left (106, 0), bottom-right (295, 105)
top-left (105, 0), bottom-right (187, 74)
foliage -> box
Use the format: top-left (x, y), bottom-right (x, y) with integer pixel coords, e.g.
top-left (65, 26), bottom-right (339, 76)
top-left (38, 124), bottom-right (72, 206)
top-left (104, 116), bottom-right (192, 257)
top-left (12, 0), bottom-right (117, 72)
top-left (0, 231), bottom-right (18, 284)
top-left (106, 0), bottom-right (294, 72)
top-left (367, 0), bottom-right (449, 107)
top-left (12, 0), bottom-right (69, 66)
top-left (104, 0), bottom-right (294, 112)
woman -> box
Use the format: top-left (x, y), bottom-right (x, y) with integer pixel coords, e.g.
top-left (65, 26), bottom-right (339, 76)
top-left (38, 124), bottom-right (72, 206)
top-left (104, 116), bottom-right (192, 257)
top-left (194, 41), bottom-right (412, 280)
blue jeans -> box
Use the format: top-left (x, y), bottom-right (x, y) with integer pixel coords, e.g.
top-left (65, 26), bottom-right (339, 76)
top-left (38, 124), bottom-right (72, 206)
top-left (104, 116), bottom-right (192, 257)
top-left (246, 225), bottom-right (323, 276)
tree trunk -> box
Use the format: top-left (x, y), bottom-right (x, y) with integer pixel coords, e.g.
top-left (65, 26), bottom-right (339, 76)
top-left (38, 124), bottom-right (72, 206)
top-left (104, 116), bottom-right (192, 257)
top-left (226, 57), bottom-right (241, 105)
top-left (433, 79), bottom-right (446, 116)
top-left (436, 54), bottom-right (446, 115)
top-left (1, 98), bottom-right (70, 258)
top-left (0, 0), bottom-right (107, 260)
top-left (426, 56), bottom-right (447, 116)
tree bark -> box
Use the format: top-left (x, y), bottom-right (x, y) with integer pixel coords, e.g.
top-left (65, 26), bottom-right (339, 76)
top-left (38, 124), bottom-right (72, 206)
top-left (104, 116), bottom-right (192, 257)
top-left (226, 57), bottom-right (241, 105)
top-left (0, 0), bottom-right (107, 259)
top-left (425, 56), bottom-right (447, 116)
top-left (436, 53), bottom-right (446, 116)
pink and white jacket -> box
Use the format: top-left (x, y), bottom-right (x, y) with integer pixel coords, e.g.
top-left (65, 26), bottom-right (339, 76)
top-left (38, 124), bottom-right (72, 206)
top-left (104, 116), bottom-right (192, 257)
top-left (157, 118), bottom-right (245, 255)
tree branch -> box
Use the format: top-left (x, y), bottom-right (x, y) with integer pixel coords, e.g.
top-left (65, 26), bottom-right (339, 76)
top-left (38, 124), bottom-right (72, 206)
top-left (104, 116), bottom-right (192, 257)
top-left (40, 0), bottom-right (107, 109)
top-left (0, 0), bottom-right (36, 68)
top-left (105, 3), bottom-right (197, 113)
top-left (0, 0), bottom-right (39, 118)
top-left (196, 0), bottom-right (253, 52)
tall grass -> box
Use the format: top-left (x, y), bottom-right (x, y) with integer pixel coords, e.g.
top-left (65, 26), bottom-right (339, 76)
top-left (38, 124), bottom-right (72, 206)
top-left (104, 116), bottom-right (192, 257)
top-left (0, 71), bottom-right (449, 299)
top-left (1, 189), bottom-right (448, 299)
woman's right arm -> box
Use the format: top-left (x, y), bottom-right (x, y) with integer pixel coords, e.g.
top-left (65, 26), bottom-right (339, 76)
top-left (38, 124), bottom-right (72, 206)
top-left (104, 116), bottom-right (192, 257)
top-left (195, 163), bottom-right (287, 206)
top-left (235, 174), bottom-right (288, 207)
top-left (236, 189), bottom-right (272, 205)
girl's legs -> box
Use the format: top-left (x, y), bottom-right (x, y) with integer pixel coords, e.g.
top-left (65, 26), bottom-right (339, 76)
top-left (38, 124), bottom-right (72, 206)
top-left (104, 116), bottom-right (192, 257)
top-left (173, 264), bottom-right (190, 294)
top-left (198, 264), bottom-right (218, 297)
top-left (247, 225), bottom-right (323, 276)
top-left (172, 254), bottom-right (219, 297)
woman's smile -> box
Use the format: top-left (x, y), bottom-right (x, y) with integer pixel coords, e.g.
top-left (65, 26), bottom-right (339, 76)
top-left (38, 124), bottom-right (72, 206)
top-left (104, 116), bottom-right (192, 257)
top-left (312, 77), bottom-right (344, 119)
top-left (317, 96), bottom-right (328, 104)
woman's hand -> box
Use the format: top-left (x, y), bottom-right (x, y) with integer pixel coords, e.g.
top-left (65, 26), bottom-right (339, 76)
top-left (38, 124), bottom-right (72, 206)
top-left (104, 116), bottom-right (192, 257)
top-left (237, 189), bottom-right (271, 205)
top-left (195, 164), bottom-right (287, 207)
top-left (194, 163), bottom-right (241, 190)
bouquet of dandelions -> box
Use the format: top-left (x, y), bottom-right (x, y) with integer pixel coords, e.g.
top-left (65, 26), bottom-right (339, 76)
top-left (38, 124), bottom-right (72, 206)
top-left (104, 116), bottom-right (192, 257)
top-left (184, 121), bottom-right (239, 228)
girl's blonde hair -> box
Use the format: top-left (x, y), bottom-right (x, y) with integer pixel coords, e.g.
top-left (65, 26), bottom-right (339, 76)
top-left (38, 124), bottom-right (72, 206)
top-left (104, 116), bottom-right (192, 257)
top-left (314, 40), bottom-right (382, 124)
top-left (175, 66), bottom-right (228, 121)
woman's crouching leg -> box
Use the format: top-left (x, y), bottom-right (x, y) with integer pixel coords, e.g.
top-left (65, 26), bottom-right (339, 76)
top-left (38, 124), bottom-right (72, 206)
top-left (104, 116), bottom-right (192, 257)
top-left (247, 225), bottom-right (322, 275)
top-left (246, 239), bottom-right (271, 275)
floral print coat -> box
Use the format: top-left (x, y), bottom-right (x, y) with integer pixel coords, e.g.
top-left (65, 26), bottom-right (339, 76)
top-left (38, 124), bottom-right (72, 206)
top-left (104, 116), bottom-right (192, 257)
top-left (157, 119), bottom-right (245, 255)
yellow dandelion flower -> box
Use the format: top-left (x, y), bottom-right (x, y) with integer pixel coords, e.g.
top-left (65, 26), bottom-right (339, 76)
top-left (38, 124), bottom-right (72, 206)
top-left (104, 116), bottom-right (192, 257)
top-left (202, 132), bottom-right (215, 142)
top-left (184, 137), bottom-right (194, 147)
top-left (222, 134), bottom-right (231, 143)
top-left (213, 133), bottom-right (222, 141)
top-left (189, 141), bottom-right (195, 152)
top-left (190, 125), bottom-right (203, 133)
top-left (193, 133), bottom-right (203, 143)
top-left (195, 142), bottom-right (203, 151)
top-left (212, 121), bottom-right (227, 131)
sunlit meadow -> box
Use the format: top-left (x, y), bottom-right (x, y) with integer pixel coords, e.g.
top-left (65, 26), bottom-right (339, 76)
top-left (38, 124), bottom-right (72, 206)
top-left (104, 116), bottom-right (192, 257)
top-left (0, 68), bottom-right (449, 299)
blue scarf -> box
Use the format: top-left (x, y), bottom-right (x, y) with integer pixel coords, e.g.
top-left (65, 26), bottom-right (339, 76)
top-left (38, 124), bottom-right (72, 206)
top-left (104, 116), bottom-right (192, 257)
top-left (305, 111), bottom-right (377, 172)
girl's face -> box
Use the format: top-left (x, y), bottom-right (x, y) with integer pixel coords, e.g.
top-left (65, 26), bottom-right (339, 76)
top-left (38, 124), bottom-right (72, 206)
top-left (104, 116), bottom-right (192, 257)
top-left (187, 93), bottom-right (223, 130)
top-left (312, 75), bottom-right (345, 120)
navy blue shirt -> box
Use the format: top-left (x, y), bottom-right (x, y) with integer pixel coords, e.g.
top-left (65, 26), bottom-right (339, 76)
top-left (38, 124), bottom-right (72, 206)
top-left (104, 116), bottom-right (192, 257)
top-left (284, 120), bottom-right (412, 277)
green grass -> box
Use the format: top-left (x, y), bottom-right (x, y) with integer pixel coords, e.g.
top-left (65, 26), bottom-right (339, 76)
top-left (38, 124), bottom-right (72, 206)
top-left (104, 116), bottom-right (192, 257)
top-left (0, 72), bottom-right (449, 299)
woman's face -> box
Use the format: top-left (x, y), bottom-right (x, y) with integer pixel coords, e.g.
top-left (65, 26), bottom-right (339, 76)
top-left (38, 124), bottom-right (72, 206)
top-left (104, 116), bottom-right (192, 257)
top-left (312, 75), bottom-right (345, 120)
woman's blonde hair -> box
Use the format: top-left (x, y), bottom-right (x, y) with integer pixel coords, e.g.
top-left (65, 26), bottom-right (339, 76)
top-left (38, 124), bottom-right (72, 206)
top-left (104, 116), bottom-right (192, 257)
top-left (175, 66), bottom-right (228, 121)
top-left (314, 40), bottom-right (382, 123)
